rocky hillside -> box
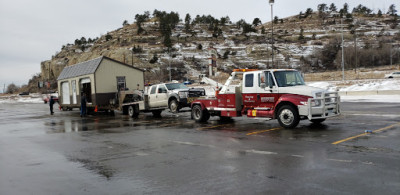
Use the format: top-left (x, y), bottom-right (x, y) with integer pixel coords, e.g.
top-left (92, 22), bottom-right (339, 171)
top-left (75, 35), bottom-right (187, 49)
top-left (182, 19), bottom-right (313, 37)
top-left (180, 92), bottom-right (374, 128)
top-left (40, 9), bottom-right (400, 86)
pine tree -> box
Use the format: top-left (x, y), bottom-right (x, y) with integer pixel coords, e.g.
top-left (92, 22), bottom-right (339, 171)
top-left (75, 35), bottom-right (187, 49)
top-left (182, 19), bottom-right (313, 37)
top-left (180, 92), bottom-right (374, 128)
top-left (329, 3), bottom-right (337, 12)
top-left (185, 13), bottom-right (191, 33)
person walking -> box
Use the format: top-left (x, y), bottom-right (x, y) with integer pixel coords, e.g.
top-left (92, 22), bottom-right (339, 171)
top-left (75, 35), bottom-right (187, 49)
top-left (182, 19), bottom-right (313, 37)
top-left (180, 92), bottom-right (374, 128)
top-left (49, 96), bottom-right (55, 115)
top-left (80, 93), bottom-right (87, 117)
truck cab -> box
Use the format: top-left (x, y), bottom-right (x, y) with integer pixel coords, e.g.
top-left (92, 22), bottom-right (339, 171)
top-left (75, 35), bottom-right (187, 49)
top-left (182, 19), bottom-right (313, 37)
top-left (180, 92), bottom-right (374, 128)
top-left (191, 69), bottom-right (340, 128)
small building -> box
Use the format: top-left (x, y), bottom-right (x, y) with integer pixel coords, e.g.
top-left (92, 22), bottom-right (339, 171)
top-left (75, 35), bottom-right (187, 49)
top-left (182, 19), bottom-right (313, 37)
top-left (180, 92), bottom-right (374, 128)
top-left (57, 56), bottom-right (144, 109)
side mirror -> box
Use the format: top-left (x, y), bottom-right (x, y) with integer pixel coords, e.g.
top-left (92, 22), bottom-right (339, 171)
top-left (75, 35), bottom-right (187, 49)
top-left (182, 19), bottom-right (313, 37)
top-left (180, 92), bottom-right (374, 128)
top-left (260, 83), bottom-right (266, 89)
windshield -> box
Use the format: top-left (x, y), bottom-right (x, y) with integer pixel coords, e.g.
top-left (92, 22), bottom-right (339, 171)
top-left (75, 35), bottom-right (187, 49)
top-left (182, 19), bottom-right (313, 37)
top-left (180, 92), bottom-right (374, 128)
top-left (273, 71), bottom-right (305, 87)
top-left (165, 83), bottom-right (188, 90)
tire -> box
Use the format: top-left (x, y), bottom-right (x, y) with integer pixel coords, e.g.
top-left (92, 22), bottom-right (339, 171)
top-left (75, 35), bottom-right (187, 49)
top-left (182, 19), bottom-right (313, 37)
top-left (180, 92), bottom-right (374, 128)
top-left (128, 105), bottom-right (139, 118)
top-left (277, 105), bottom-right (300, 129)
top-left (44, 101), bottom-right (47, 104)
top-left (192, 105), bottom-right (210, 122)
top-left (169, 99), bottom-right (179, 113)
top-left (310, 119), bottom-right (326, 124)
top-left (152, 110), bottom-right (162, 118)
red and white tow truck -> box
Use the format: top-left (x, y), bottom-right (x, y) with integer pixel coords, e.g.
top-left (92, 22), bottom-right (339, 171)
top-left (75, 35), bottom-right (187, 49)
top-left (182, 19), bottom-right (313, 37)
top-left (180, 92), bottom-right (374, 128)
top-left (191, 69), bottom-right (340, 128)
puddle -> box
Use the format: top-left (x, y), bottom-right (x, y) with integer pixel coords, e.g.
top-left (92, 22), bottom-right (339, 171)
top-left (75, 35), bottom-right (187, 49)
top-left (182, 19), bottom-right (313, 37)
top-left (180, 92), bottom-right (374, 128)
top-left (69, 158), bottom-right (114, 180)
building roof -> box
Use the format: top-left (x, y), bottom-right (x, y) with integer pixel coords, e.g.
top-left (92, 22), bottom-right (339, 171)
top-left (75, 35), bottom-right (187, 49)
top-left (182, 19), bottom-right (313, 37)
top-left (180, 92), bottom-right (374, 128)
top-left (57, 56), bottom-right (144, 80)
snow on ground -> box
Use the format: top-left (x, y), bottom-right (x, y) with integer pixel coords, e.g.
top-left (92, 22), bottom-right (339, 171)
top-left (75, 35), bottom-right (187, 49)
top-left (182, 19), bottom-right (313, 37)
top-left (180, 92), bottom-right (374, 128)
top-left (340, 95), bottom-right (400, 103)
top-left (307, 79), bottom-right (400, 91)
top-left (0, 94), bottom-right (43, 104)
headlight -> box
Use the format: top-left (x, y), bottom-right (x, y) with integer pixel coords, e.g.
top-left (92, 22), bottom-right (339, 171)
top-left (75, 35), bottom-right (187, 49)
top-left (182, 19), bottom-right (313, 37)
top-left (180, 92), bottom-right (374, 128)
top-left (315, 92), bottom-right (322, 98)
top-left (179, 92), bottom-right (188, 98)
top-left (301, 100), bottom-right (321, 107)
top-left (312, 100), bottom-right (321, 107)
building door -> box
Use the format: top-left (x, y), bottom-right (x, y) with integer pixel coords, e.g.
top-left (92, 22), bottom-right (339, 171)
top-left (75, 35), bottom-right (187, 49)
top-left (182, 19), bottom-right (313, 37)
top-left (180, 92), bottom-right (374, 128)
top-left (80, 78), bottom-right (92, 103)
top-left (72, 80), bottom-right (77, 104)
top-left (61, 82), bottom-right (70, 104)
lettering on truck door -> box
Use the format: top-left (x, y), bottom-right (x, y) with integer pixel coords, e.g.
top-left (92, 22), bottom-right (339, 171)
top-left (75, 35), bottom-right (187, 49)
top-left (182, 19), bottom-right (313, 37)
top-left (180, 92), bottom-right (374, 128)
top-left (242, 72), bottom-right (257, 108)
top-left (257, 71), bottom-right (279, 110)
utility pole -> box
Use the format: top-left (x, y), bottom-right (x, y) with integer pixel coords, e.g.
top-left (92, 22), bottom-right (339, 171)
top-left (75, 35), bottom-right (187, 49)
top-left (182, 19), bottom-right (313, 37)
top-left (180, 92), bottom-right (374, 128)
top-left (341, 17), bottom-right (345, 81)
top-left (169, 52), bottom-right (172, 82)
top-left (269, 0), bottom-right (275, 67)
top-left (390, 43), bottom-right (393, 66)
top-left (354, 29), bottom-right (357, 73)
top-left (131, 47), bottom-right (134, 66)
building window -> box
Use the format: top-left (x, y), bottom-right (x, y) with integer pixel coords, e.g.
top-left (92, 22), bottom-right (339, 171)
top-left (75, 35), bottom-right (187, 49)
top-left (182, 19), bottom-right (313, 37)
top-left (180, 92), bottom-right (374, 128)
top-left (116, 76), bottom-right (126, 91)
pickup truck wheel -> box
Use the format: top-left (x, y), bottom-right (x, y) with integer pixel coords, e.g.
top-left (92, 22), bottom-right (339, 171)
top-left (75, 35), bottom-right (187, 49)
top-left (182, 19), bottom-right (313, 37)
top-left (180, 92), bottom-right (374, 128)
top-left (310, 119), bottom-right (325, 124)
top-left (277, 105), bottom-right (300, 129)
top-left (192, 105), bottom-right (210, 122)
top-left (128, 105), bottom-right (139, 118)
top-left (169, 99), bottom-right (179, 113)
top-left (152, 110), bottom-right (162, 118)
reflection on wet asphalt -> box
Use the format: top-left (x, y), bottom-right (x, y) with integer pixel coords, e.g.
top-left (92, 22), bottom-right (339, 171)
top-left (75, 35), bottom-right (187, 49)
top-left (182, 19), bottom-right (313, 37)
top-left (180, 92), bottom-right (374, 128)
top-left (0, 102), bottom-right (400, 194)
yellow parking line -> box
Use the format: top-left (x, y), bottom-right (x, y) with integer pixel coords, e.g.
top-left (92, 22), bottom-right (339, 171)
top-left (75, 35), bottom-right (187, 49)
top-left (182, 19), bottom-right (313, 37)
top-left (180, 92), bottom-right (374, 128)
top-left (332, 122), bottom-right (400, 145)
top-left (197, 124), bottom-right (230, 130)
top-left (246, 127), bottom-right (282, 135)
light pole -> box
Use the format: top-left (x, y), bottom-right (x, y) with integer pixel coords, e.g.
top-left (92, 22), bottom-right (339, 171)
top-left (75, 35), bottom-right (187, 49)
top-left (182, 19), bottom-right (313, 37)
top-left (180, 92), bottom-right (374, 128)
top-left (269, 0), bottom-right (275, 67)
top-left (169, 52), bottom-right (172, 82)
top-left (341, 17), bottom-right (345, 81)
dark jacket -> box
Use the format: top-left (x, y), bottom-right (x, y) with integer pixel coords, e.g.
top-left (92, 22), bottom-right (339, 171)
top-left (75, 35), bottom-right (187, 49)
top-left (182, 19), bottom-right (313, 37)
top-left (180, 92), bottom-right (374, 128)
top-left (49, 97), bottom-right (55, 106)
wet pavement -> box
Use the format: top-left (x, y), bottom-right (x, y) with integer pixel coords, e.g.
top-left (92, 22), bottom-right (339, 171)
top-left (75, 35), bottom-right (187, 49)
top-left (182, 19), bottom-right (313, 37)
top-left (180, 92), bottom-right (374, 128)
top-left (0, 102), bottom-right (399, 194)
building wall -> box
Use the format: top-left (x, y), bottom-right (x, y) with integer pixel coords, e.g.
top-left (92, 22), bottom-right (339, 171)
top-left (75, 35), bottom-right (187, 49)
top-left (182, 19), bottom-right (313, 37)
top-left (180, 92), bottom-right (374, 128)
top-left (95, 58), bottom-right (144, 93)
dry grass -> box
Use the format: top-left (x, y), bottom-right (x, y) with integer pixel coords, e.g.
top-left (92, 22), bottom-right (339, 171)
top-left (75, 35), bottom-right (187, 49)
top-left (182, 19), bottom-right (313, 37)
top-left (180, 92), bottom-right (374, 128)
top-left (304, 65), bottom-right (400, 82)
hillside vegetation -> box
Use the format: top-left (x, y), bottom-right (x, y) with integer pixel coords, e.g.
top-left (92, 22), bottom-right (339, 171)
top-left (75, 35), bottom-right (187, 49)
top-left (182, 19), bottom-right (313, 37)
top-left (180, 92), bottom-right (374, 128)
top-left (34, 3), bottom-right (400, 92)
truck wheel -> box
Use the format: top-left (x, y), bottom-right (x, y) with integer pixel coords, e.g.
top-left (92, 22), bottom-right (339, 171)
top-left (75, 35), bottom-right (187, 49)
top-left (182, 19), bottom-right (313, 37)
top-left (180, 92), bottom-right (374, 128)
top-left (277, 105), bottom-right (300, 129)
top-left (169, 99), bottom-right (179, 113)
top-left (152, 110), bottom-right (162, 118)
top-left (128, 105), bottom-right (139, 118)
top-left (310, 119), bottom-right (325, 124)
top-left (192, 105), bottom-right (210, 122)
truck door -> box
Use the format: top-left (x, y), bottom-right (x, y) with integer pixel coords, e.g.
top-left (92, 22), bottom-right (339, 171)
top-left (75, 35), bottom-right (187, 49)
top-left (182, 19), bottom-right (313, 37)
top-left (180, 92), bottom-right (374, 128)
top-left (257, 71), bottom-right (279, 110)
top-left (156, 85), bottom-right (168, 107)
top-left (242, 72), bottom-right (258, 108)
top-left (148, 85), bottom-right (157, 108)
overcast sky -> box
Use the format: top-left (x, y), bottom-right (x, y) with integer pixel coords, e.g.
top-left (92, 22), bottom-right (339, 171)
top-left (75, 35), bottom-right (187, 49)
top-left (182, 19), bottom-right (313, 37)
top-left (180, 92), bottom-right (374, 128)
top-left (0, 0), bottom-right (397, 91)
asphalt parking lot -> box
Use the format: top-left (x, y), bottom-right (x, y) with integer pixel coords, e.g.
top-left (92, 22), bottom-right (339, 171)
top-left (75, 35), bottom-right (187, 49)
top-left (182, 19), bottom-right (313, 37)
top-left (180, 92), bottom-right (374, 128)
top-left (1, 102), bottom-right (399, 194)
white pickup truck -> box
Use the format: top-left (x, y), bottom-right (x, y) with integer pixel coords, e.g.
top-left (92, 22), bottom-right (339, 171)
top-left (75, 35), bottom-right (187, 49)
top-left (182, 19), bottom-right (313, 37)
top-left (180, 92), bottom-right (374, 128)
top-left (146, 83), bottom-right (205, 113)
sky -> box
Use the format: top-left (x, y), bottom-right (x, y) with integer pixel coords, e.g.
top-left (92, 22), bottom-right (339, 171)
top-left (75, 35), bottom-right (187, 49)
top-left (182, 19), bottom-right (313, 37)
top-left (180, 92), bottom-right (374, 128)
top-left (0, 0), bottom-right (398, 92)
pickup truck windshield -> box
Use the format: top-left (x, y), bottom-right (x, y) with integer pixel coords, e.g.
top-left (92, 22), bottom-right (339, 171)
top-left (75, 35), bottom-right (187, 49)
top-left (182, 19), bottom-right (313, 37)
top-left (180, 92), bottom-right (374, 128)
top-left (273, 71), bottom-right (305, 87)
top-left (165, 83), bottom-right (188, 90)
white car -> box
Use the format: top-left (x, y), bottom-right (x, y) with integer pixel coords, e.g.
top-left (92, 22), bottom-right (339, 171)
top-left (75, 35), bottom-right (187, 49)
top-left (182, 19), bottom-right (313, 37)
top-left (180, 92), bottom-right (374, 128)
top-left (385, 72), bottom-right (400, 79)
